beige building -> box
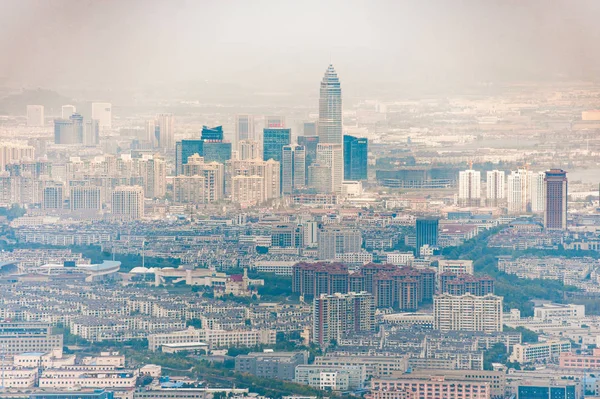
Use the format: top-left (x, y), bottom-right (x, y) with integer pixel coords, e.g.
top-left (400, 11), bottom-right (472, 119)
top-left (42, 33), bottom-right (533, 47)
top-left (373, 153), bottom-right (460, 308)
top-left (111, 185), bottom-right (145, 220)
top-left (27, 105), bottom-right (45, 126)
top-left (231, 175), bottom-right (265, 207)
top-left (226, 158), bottom-right (280, 200)
top-left (405, 369), bottom-right (505, 399)
top-left (315, 143), bottom-right (343, 194)
top-left (314, 355), bottom-right (409, 378)
top-left (148, 327), bottom-right (276, 351)
top-left (434, 293), bottom-right (503, 333)
top-left (0, 368), bottom-right (37, 388)
top-left (183, 154), bottom-right (224, 202)
top-left (317, 226), bottom-right (362, 260)
top-left (238, 139), bottom-right (261, 160)
top-left (38, 365), bottom-right (137, 389)
top-left (70, 185), bottom-right (102, 211)
top-left (0, 321), bottom-right (63, 355)
top-left (172, 175), bottom-right (205, 203)
top-left (0, 142), bottom-right (35, 169)
top-left (370, 375), bottom-right (491, 399)
top-left (91, 102), bottom-right (112, 129)
top-left (438, 260), bottom-right (474, 275)
top-left (156, 113), bottom-right (175, 150)
top-left (139, 155), bottom-right (167, 198)
top-left (510, 340), bottom-right (571, 364)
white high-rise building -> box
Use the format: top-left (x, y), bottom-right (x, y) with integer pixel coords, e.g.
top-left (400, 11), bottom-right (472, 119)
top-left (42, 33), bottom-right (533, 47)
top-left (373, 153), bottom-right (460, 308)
top-left (486, 170), bottom-right (505, 206)
top-left (318, 65), bottom-right (342, 144)
top-left (238, 140), bottom-right (261, 160)
top-left (231, 175), bottom-right (265, 208)
top-left (235, 115), bottom-right (255, 145)
top-left (145, 120), bottom-right (157, 146)
top-left (317, 64), bottom-right (343, 196)
top-left (530, 171), bottom-right (546, 213)
top-left (111, 185), bottom-right (144, 220)
top-left (316, 143), bottom-right (343, 194)
top-left (139, 155), bottom-right (167, 199)
top-left (61, 105), bottom-right (76, 119)
top-left (172, 175), bottom-right (205, 204)
top-left (26, 105), bottom-right (44, 127)
top-left (308, 164), bottom-right (332, 194)
top-left (70, 186), bottom-right (101, 211)
top-left (281, 145), bottom-right (306, 195)
top-left (226, 158), bottom-right (280, 201)
top-left (313, 292), bottom-right (375, 348)
top-left (293, 145), bottom-right (306, 190)
top-left (0, 143), bottom-right (35, 169)
top-left (303, 221), bottom-right (319, 247)
top-left (434, 293), bottom-right (503, 333)
top-left (318, 226), bottom-right (362, 260)
top-left (156, 113), bottom-right (175, 150)
top-left (507, 169), bottom-right (530, 214)
top-left (91, 102), bottom-right (112, 129)
top-left (458, 169), bottom-right (481, 207)
top-left (282, 145), bottom-right (295, 195)
top-left (183, 154), bottom-right (224, 203)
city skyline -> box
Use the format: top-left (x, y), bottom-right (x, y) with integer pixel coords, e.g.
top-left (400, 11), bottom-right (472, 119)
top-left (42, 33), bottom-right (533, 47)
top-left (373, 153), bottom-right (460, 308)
top-left (0, 2), bottom-right (600, 399)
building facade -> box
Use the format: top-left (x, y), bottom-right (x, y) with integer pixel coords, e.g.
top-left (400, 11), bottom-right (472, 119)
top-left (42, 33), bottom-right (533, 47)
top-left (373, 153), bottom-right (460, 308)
top-left (458, 169), bottom-right (481, 206)
top-left (313, 292), bottom-right (375, 348)
top-left (434, 293), bottom-right (503, 333)
top-left (544, 169), bottom-right (568, 230)
top-left (343, 135), bottom-right (368, 181)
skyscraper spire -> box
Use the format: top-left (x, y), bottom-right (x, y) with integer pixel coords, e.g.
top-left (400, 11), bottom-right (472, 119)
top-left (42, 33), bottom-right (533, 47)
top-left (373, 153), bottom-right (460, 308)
top-left (318, 64), bottom-right (342, 144)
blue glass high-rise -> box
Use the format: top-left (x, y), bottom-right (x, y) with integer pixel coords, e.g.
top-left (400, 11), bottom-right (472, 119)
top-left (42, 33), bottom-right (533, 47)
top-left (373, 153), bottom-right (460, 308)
top-left (416, 217), bottom-right (439, 257)
top-left (201, 125), bottom-right (224, 141)
top-left (343, 135), bottom-right (368, 180)
top-left (204, 141), bottom-right (232, 164)
top-left (263, 128), bottom-right (291, 163)
top-left (176, 140), bottom-right (204, 176)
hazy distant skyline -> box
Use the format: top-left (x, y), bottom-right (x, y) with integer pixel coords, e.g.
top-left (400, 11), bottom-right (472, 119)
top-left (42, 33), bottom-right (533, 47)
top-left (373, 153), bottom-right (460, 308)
top-left (2, 0), bottom-right (600, 94)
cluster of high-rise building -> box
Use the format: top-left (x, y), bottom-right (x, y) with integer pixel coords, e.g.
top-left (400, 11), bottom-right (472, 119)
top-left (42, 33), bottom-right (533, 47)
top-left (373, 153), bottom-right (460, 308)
top-left (9, 58), bottom-right (600, 399)
top-left (17, 65), bottom-right (369, 217)
top-left (293, 262), bottom-right (436, 311)
top-left (169, 65), bottom-right (369, 205)
top-left (458, 168), bottom-right (568, 230)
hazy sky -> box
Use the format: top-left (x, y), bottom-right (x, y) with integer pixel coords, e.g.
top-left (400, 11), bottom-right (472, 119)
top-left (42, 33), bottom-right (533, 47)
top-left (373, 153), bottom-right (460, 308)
top-left (1, 0), bottom-right (600, 93)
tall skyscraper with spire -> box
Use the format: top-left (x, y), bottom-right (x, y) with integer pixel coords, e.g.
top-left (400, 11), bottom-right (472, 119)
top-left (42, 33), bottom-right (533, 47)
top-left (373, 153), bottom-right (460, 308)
top-left (313, 65), bottom-right (343, 194)
top-left (318, 64), bottom-right (342, 144)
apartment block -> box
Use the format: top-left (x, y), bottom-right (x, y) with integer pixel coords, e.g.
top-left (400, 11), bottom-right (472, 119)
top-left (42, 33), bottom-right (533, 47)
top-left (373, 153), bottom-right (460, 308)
top-left (0, 321), bottom-right (63, 355)
top-left (434, 294), bottom-right (503, 333)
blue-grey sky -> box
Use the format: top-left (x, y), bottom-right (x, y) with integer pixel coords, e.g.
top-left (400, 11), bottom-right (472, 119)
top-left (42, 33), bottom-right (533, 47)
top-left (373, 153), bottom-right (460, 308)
top-left (1, 0), bottom-right (599, 92)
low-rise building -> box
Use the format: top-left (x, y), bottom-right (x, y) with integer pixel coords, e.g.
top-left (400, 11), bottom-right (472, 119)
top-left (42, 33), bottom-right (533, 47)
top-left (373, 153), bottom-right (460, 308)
top-left (510, 340), bottom-right (572, 364)
top-left (405, 369), bottom-right (506, 399)
top-left (0, 321), bottom-right (63, 356)
top-left (369, 375), bottom-right (490, 399)
top-left (29, 390), bottom-right (115, 399)
top-left (235, 351), bottom-right (308, 380)
top-left (38, 366), bottom-right (138, 389)
top-left (314, 354), bottom-right (409, 378)
top-left (515, 380), bottom-right (581, 399)
top-left (438, 260), bottom-right (474, 275)
top-left (534, 303), bottom-right (585, 321)
top-left (560, 348), bottom-right (600, 369)
top-left (0, 368), bottom-right (38, 388)
top-left (294, 364), bottom-right (366, 390)
top-left (148, 327), bottom-right (276, 351)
